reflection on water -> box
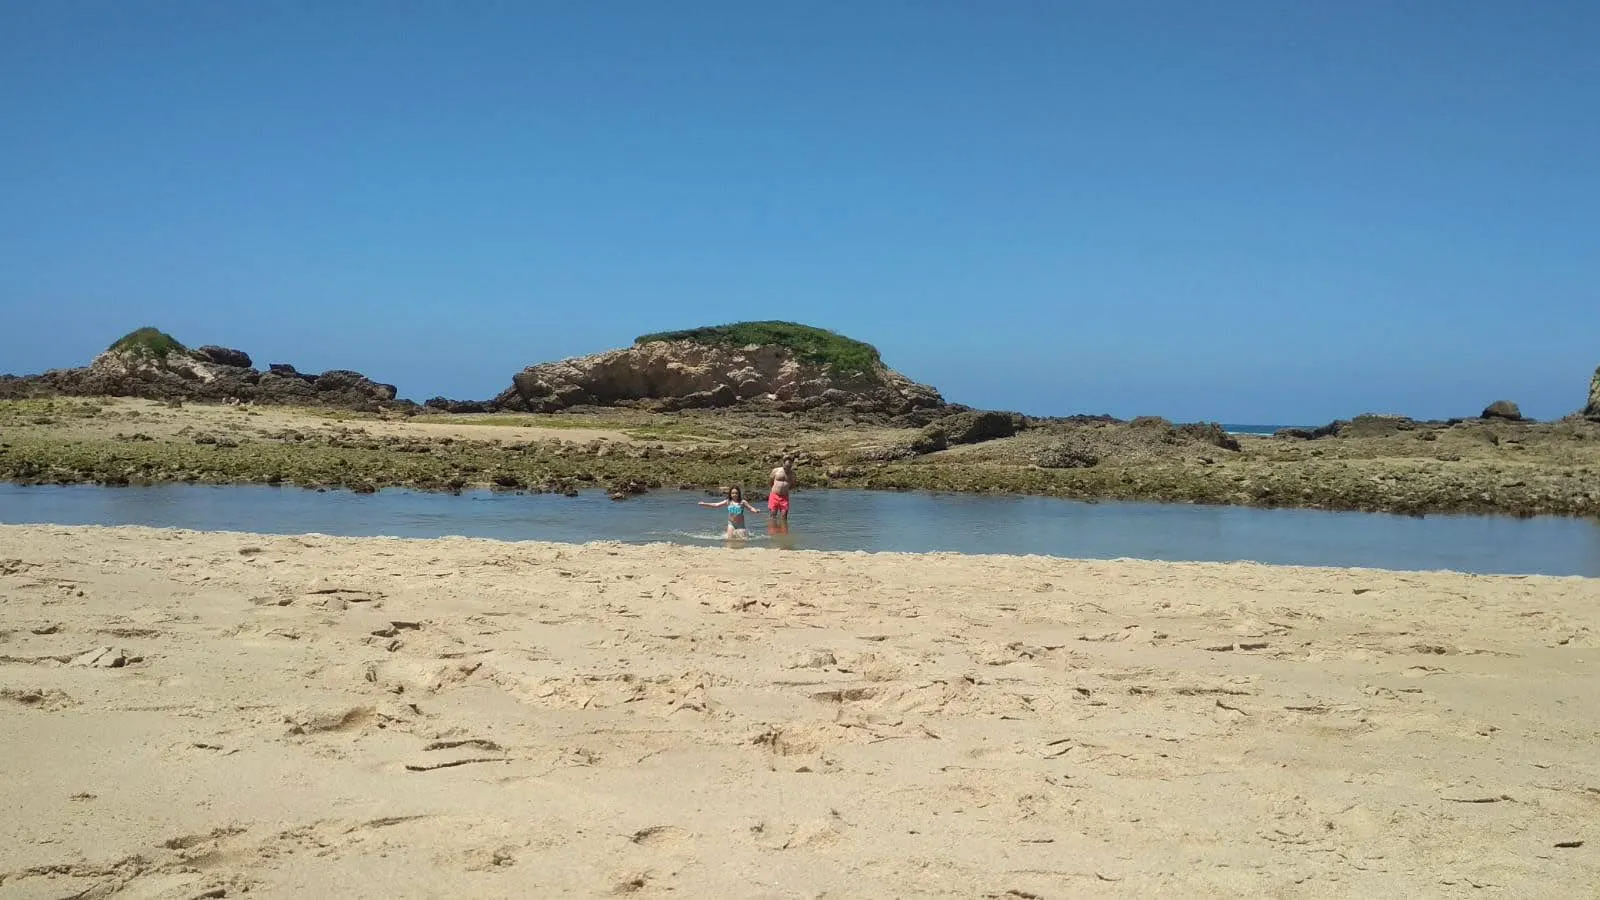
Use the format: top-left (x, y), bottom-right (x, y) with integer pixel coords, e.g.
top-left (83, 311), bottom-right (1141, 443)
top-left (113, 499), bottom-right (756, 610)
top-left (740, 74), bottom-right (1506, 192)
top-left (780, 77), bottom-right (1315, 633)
top-left (1, 483), bottom-right (1597, 576)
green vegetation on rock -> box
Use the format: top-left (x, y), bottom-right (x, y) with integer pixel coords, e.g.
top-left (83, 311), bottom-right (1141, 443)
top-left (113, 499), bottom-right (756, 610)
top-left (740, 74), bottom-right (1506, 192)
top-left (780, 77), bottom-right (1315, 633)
top-left (108, 327), bottom-right (186, 359)
top-left (635, 321), bottom-right (883, 374)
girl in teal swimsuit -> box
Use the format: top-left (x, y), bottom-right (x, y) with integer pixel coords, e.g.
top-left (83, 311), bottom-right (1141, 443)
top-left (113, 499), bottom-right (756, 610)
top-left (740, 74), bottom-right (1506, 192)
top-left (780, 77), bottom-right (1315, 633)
top-left (698, 486), bottom-right (763, 541)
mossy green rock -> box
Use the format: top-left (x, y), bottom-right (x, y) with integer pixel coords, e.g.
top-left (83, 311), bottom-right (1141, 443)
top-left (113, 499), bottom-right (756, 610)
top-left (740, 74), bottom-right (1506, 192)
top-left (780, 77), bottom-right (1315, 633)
top-left (635, 321), bottom-right (881, 375)
top-left (108, 327), bottom-right (187, 360)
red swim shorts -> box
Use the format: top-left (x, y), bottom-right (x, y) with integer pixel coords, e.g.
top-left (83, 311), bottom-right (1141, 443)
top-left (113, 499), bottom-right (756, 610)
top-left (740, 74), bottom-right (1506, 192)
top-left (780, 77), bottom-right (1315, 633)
top-left (767, 493), bottom-right (790, 513)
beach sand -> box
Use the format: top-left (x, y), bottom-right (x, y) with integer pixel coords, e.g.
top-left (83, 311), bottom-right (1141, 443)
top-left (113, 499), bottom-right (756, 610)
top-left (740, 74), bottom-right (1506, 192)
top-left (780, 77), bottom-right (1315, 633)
top-left (1, 525), bottom-right (1596, 898)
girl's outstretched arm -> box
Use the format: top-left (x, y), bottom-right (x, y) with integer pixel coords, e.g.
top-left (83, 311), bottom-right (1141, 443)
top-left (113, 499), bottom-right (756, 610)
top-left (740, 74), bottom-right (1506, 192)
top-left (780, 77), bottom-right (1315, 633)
top-left (698, 500), bottom-right (729, 508)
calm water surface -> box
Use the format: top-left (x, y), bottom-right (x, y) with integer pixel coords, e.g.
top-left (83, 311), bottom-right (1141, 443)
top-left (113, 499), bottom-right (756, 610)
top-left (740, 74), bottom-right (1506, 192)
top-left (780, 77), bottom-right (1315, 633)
top-left (2, 483), bottom-right (1598, 576)
top-left (1222, 423), bottom-right (1306, 435)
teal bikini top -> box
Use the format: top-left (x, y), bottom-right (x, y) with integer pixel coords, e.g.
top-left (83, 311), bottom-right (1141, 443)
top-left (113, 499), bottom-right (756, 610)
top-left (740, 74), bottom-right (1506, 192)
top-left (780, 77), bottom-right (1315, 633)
top-left (727, 502), bottom-right (744, 517)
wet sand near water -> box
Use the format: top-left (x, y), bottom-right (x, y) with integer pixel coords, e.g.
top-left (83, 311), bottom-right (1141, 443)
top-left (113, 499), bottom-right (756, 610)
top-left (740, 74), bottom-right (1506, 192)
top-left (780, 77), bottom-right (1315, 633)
top-left (1, 525), bottom-right (1597, 897)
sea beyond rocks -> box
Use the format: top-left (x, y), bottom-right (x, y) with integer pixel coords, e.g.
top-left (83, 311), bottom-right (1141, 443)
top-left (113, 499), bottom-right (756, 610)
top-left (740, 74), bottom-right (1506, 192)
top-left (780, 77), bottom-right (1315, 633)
top-left (2, 323), bottom-right (1599, 517)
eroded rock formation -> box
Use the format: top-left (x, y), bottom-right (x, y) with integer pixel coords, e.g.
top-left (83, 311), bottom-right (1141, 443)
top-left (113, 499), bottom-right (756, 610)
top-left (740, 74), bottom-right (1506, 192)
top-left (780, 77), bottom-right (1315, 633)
top-left (491, 339), bottom-right (944, 417)
top-left (0, 329), bottom-right (404, 411)
top-left (1481, 400), bottom-right (1524, 421)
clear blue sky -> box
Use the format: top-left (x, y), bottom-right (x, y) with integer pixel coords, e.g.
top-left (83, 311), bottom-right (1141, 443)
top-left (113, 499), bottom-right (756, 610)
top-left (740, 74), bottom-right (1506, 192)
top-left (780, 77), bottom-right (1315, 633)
top-left (3, 2), bottom-right (1596, 423)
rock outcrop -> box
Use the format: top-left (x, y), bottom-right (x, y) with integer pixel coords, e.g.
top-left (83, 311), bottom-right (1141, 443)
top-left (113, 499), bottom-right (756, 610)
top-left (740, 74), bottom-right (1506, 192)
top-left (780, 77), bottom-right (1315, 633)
top-left (424, 397), bottom-right (495, 414)
top-left (0, 328), bottom-right (406, 411)
top-left (192, 345), bottom-right (253, 368)
top-left (1481, 400), bottom-right (1524, 421)
top-left (1034, 444), bottom-right (1101, 469)
top-left (1586, 366), bottom-right (1600, 419)
top-left (1277, 414), bottom-right (1419, 440)
top-left (490, 335), bottom-right (944, 418)
top-left (938, 410), bottom-right (1024, 444)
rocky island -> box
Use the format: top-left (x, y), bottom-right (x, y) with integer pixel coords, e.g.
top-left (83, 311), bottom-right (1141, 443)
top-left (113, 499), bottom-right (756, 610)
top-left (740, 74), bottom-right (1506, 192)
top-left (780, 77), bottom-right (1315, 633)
top-left (0, 327), bottom-right (405, 412)
top-left (484, 322), bottom-right (944, 419)
top-left (2, 322), bottom-right (1598, 517)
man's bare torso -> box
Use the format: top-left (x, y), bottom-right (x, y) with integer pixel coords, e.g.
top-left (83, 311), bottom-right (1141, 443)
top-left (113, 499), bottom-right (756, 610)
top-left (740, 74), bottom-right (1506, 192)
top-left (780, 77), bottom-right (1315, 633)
top-left (770, 465), bottom-right (793, 497)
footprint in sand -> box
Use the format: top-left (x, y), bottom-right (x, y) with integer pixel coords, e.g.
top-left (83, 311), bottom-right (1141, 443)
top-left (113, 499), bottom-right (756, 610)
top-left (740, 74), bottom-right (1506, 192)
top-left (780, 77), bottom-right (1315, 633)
top-left (784, 649), bottom-right (838, 670)
top-left (628, 825), bottom-right (692, 848)
top-left (162, 825), bottom-right (247, 852)
top-left (975, 641), bottom-right (1069, 667)
top-left (611, 872), bottom-right (652, 894)
top-left (364, 658), bottom-right (483, 696)
top-left (69, 646), bottom-right (142, 668)
top-left (283, 705), bottom-right (374, 736)
top-left (750, 816), bottom-right (848, 851)
top-left (0, 558), bottom-right (40, 576)
top-left (0, 687), bottom-right (77, 710)
top-left (486, 670), bottom-right (717, 716)
top-left (301, 580), bottom-right (385, 609)
top-left (462, 843), bottom-right (521, 871)
top-left (752, 724), bottom-right (842, 756)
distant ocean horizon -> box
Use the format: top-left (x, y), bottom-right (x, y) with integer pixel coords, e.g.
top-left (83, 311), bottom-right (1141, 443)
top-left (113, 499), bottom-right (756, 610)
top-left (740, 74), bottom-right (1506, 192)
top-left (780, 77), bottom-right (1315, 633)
top-left (1220, 424), bottom-right (1311, 436)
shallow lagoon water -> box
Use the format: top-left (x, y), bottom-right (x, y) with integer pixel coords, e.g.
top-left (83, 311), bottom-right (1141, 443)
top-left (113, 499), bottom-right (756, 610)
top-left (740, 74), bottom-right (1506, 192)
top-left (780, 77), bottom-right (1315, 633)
top-left (2, 483), bottom-right (1598, 576)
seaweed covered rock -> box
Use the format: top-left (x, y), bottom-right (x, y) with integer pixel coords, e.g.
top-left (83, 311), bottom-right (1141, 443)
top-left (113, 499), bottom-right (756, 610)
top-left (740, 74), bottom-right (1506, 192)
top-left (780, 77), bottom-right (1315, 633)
top-left (1119, 417), bottom-right (1241, 451)
top-left (1034, 444), bottom-right (1100, 468)
top-left (1277, 414), bottom-right (1417, 440)
top-left (909, 425), bottom-right (949, 454)
top-left (1174, 422), bottom-right (1242, 452)
top-left (934, 410), bottom-right (1024, 445)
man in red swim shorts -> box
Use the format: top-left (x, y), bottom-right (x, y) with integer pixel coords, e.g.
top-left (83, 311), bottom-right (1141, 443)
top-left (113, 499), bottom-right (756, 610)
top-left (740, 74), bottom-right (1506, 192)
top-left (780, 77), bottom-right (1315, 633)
top-left (767, 455), bottom-right (795, 524)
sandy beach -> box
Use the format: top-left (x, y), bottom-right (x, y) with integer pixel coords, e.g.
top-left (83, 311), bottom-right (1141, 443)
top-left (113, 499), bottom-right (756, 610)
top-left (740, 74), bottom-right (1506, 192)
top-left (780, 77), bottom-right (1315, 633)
top-left (1, 525), bottom-right (1596, 898)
